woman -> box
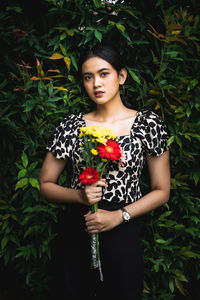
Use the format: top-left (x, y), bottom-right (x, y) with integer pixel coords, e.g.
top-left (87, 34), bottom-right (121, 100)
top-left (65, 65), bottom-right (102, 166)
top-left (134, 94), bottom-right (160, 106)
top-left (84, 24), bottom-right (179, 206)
top-left (39, 44), bottom-right (170, 300)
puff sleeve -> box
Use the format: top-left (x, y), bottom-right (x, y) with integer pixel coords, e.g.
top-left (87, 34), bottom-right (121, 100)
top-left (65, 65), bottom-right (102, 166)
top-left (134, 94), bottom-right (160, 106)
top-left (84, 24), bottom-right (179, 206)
top-left (46, 115), bottom-right (77, 159)
top-left (135, 110), bottom-right (169, 156)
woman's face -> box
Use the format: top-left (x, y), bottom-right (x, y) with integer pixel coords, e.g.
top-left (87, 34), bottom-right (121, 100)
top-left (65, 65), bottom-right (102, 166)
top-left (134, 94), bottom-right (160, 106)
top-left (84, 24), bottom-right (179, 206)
top-left (81, 56), bottom-right (126, 105)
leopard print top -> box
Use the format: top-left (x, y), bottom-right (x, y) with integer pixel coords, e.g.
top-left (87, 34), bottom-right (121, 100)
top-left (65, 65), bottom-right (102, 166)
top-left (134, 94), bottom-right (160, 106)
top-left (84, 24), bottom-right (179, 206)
top-left (47, 110), bottom-right (169, 204)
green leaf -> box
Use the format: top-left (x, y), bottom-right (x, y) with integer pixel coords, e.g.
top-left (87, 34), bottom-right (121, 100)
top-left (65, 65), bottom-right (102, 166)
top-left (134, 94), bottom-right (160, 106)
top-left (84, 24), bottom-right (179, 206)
top-left (175, 136), bottom-right (182, 148)
top-left (120, 30), bottom-right (131, 41)
top-left (116, 23), bottom-right (125, 32)
top-left (28, 162), bottom-right (38, 173)
top-left (93, 0), bottom-right (101, 8)
top-left (94, 30), bottom-right (102, 42)
top-left (169, 279), bottom-right (174, 293)
top-left (167, 135), bottom-right (175, 146)
top-left (1, 237), bottom-right (8, 250)
top-left (172, 269), bottom-right (188, 282)
top-left (128, 68), bottom-right (141, 85)
top-left (60, 32), bottom-right (67, 41)
top-left (59, 43), bottom-right (67, 56)
top-left (67, 30), bottom-right (74, 36)
top-left (29, 178), bottom-right (40, 190)
top-left (192, 172), bottom-right (199, 185)
top-left (24, 227), bottom-right (37, 238)
top-left (18, 169), bottom-right (27, 179)
top-left (21, 152), bottom-right (28, 168)
top-left (15, 251), bottom-right (25, 259)
top-left (156, 239), bottom-right (167, 244)
top-left (9, 235), bottom-right (20, 245)
top-left (6, 6), bottom-right (22, 13)
top-left (175, 279), bottom-right (185, 295)
top-left (159, 210), bottom-right (173, 220)
top-left (15, 178), bottom-right (28, 190)
top-left (154, 264), bottom-right (159, 272)
top-left (181, 251), bottom-right (200, 258)
top-left (71, 55), bottom-right (78, 70)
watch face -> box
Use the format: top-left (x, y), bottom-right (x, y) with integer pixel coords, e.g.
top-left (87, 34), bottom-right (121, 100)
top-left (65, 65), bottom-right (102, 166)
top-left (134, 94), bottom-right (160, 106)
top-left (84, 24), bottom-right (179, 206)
top-left (123, 212), bottom-right (130, 221)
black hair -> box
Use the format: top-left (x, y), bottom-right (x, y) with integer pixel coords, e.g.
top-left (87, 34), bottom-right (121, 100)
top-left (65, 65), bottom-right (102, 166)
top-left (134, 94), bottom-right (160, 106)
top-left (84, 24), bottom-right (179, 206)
top-left (78, 43), bottom-right (136, 109)
top-left (78, 43), bottom-right (125, 76)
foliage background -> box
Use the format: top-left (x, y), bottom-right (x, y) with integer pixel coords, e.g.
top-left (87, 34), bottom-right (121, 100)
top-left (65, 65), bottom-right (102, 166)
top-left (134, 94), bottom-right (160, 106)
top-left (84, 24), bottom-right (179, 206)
top-left (0, 0), bottom-right (200, 299)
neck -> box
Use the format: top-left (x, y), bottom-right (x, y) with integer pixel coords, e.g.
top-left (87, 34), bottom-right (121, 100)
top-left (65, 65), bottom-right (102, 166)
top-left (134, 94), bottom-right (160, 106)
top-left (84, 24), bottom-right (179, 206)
top-left (95, 97), bottom-right (127, 122)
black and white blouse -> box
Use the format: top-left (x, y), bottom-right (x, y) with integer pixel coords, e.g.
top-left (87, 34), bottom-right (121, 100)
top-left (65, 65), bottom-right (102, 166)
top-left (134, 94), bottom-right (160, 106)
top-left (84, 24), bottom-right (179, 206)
top-left (47, 110), bottom-right (169, 204)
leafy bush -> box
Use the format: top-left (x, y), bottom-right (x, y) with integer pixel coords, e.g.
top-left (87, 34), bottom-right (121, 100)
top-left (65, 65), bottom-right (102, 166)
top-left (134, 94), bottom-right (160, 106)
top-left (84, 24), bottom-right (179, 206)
top-left (0, 0), bottom-right (200, 299)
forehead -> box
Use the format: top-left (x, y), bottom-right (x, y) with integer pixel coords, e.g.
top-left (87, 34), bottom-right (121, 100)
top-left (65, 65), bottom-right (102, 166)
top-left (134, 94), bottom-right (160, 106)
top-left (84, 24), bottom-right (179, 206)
top-left (82, 56), bottom-right (113, 73)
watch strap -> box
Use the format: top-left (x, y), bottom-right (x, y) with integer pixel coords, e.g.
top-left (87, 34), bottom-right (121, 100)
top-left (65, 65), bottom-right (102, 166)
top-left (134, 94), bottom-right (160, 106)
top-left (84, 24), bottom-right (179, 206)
top-left (120, 207), bottom-right (131, 222)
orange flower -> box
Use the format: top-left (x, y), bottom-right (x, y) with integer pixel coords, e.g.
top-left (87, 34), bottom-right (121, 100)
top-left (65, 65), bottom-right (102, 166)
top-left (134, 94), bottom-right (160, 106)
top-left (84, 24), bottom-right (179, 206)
top-left (97, 140), bottom-right (121, 161)
top-left (79, 167), bottom-right (100, 185)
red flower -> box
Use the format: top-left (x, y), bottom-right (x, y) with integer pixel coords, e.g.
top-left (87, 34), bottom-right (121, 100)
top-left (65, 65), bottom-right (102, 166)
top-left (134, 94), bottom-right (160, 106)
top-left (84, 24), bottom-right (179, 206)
top-left (79, 167), bottom-right (100, 185)
top-left (97, 140), bottom-right (121, 161)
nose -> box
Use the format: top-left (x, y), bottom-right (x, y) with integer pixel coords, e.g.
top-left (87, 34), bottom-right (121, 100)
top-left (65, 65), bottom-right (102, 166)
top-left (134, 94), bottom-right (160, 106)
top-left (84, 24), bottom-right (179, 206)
top-left (93, 76), bottom-right (101, 88)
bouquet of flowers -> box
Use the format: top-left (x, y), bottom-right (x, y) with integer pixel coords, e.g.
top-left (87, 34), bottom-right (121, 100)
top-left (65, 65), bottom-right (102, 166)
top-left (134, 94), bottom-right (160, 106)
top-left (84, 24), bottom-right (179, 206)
top-left (78, 125), bottom-right (126, 281)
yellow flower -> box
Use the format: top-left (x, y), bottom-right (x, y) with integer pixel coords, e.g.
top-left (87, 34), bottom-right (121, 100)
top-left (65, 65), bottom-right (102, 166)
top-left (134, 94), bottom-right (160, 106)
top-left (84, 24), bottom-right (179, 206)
top-left (90, 126), bottom-right (100, 131)
top-left (80, 127), bottom-right (87, 132)
top-left (102, 158), bottom-right (108, 162)
top-left (79, 126), bottom-right (116, 140)
top-left (79, 142), bottom-right (83, 146)
top-left (91, 149), bottom-right (98, 156)
top-left (96, 137), bottom-right (107, 145)
top-left (79, 132), bottom-right (83, 138)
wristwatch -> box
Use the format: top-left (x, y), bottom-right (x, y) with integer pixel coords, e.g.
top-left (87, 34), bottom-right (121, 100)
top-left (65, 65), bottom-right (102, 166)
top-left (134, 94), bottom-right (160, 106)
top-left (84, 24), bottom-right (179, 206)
top-left (120, 207), bottom-right (131, 223)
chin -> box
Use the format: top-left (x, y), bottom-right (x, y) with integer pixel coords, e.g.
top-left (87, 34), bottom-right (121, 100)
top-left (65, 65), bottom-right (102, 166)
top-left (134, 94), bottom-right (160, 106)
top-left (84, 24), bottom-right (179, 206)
top-left (91, 97), bottom-right (109, 105)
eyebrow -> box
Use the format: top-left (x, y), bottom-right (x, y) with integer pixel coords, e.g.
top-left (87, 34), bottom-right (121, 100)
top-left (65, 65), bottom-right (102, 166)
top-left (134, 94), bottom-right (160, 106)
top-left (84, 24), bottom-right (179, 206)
top-left (82, 68), bottom-right (110, 76)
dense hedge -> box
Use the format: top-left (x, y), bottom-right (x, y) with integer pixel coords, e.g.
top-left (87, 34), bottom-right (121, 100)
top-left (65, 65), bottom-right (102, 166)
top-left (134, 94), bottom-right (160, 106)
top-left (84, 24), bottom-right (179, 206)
top-left (0, 0), bottom-right (200, 299)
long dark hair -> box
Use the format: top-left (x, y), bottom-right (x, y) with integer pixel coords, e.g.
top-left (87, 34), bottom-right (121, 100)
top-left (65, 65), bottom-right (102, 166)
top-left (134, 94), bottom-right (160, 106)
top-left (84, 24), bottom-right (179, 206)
top-left (78, 43), bottom-right (125, 76)
top-left (78, 43), bottom-right (135, 109)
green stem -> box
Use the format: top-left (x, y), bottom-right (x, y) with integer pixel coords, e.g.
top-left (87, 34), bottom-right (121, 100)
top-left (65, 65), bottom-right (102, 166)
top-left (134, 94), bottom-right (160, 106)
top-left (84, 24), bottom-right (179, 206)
top-left (91, 169), bottom-right (107, 265)
top-left (91, 201), bottom-right (101, 263)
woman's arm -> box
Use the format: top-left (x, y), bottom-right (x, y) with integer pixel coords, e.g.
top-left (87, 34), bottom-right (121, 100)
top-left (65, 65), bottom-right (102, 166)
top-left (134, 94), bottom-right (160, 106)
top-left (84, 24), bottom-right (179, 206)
top-left (39, 152), bottom-right (83, 203)
top-left (85, 150), bottom-right (170, 233)
top-left (39, 152), bottom-right (107, 205)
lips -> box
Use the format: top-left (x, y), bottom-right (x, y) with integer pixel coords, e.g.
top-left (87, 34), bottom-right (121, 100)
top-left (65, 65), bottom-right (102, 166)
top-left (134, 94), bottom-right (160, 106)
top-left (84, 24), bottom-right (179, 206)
top-left (94, 91), bottom-right (104, 97)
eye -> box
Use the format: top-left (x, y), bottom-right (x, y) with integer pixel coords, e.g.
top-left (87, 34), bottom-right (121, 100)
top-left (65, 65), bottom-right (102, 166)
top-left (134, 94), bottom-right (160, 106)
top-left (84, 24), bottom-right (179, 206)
top-left (101, 72), bottom-right (109, 77)
top-left (83, 75), bottom-right (92, 81)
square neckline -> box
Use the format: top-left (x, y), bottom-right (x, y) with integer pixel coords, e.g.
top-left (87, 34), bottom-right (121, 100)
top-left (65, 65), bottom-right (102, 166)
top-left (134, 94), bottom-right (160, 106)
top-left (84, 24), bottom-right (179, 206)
top-left (80, 111), bottom-right (141, 138)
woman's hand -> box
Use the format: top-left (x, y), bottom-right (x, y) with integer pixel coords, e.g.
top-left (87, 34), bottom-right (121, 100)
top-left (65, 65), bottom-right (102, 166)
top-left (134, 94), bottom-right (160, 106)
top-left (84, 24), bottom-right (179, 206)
top-left (84, 209), bottom-right (122, 233)
top-left (81, 179), bottom-right (108, 206)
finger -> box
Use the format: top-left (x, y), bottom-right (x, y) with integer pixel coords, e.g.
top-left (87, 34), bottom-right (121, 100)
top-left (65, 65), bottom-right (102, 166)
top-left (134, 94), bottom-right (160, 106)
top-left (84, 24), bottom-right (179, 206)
top-left (85, 184), bottom-right (105, 194)
top-left (84, 213), bottom-right (95, 222)
top-left (86, 228), bottom-right (98, 234)
top-left (93, 191), bottom-right (102, 199)
top-left (86, 223), bottom-right (99, 233)
top-left (94, 186), bottom-right (103, 193)
top-left (84, 211), bottom-right (92, 217)
top-left (101, 178), bottom-right (107, 183)
top-left (95, 180), bottom-right (108, 188)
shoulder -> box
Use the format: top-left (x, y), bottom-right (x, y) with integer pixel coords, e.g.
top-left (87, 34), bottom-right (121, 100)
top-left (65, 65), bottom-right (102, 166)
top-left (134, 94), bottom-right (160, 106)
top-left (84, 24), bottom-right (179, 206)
top-left (135, 110), bottom-right (168, 130)
top-left (49, 112), bottom-right (84, 139)
top-left (138, 110), bottom-right (165, 122)
top-left (58, 113), bottom-right (83, 129)
top-left (134, 110), bottom-right (169, 156)
top-left (46, 113), bottom-right (83, 158)
top-left (51, 113), bottom-right (85, 137)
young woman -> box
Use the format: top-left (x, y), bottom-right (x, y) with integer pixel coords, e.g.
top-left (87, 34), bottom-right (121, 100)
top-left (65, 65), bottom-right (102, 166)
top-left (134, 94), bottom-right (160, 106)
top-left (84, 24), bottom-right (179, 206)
top-left (39, 44), bottom-right (170, 300)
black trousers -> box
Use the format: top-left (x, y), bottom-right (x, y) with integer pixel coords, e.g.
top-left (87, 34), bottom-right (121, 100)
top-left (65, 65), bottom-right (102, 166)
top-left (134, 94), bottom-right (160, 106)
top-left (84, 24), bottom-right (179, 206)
top-left (55, 202), bottom-right (144, 300)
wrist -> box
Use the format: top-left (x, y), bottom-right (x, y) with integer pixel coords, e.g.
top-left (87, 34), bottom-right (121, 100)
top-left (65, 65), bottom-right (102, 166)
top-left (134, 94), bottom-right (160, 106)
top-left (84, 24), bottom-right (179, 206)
top-left (116, 209), bottom-right (124, 225)
top-left (120, 207), bottom-right (131, 223)
top-left (78, 189), bottom-right (86, 204)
